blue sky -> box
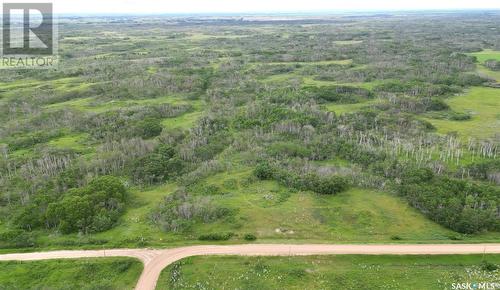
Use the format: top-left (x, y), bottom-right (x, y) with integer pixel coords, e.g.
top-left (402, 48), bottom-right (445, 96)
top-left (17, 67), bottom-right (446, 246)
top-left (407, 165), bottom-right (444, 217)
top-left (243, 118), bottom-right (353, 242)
top-left (51, 0), bottom-right (500, 14)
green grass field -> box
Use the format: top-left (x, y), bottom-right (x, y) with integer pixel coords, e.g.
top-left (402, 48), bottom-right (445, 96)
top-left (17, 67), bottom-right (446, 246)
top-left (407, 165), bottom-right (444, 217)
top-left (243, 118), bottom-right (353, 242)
top-left (477, 65), bottom-right (500, 82)
top-left (161, 111), bottom-right (203, 130)
top-left (159, 169), bottom-right (461, 242)
top-left (334, 40), bottom-right (363, 45)
top-left (325, 98), bottom-right (384, 114)
top-left (0, 258), bottom-right (142, 290)
top-left (267, 59), bottom-right (353, 66)
top-left (469, 49), bottom-right (500, 62)
top-left (45, 95), bottom-right (198, 113)
top-left (158, 254), bottom-right (500, 290)
top-left (21, 168), bottom-right (499, 249)
top-left (96, 167), bottom-right (496, 245)
top-left (302, 77), bottom-right (386, 90)
top-left (424, 87), bottom-right (500, 139)
top-left (468, 50), bottom-right (500, 82)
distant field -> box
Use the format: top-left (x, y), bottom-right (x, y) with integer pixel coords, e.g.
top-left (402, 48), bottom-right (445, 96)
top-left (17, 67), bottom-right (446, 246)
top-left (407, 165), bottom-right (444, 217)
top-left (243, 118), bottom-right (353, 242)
top-left (477, 65), bottom-right (500, 82)
top-left (158, 254), bottom-right (500, 290)
top-left (267, 59), bottom-right (353, 66)
top-left (469, 49), bottom-right (500, 62)
top-left (424, 87), bottom-right (500, 139)
top-left (468, 50), bottom-right (500, 82)
top-left (325, 98), bottom-right (384, 114)
top-left (302, 77), bottom-right (387, 90)
top-left (0, 258), bottom-right (142, 290)
top-left (334, 40), bottom-right (363, 45)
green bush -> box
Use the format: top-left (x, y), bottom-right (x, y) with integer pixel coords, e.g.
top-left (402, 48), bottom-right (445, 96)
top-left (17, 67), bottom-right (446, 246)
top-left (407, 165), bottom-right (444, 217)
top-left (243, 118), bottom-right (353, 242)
top-left (481, 261), bottom-right (498, 271)
top-left (390, 235), bottom-right (403, 241)
top-left (151, 190), bottom-right (234, 233)
top-left (135, 118), bottom-right (163, 139)
top-left (268, 142), bottom-right (311, 158)
top-left (132, 145), bottom-right (184, 184)
top-left (198, 232), bottom-right (234, 241)
top-left (244, 234), bottom-right (257, 241)
top-left (449, 112), bottom-right (471, 121)
top-left (254, 162), bottom-right (275, 180)
top-left (0, 230), bottom-right (36, 248)
top-left (428, 98), bottom-right (449, 111)
top-left (447, 234), bottom-right (463, 241)
top-left (312, 176), bottom-right (349, 195)
top-left (302, 85), bottom-right (373, 103)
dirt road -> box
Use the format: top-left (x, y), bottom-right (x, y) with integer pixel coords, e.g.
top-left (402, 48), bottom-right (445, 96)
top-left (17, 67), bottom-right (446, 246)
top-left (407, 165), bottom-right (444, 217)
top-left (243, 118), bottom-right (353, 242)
top-left (1, 244), bottom-right (499, 290)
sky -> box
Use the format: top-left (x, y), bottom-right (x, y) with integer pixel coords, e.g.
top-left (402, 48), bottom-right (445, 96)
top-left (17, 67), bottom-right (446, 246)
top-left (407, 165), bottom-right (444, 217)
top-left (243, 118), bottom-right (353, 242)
top-left (28, 0), bottom-right (500, 14)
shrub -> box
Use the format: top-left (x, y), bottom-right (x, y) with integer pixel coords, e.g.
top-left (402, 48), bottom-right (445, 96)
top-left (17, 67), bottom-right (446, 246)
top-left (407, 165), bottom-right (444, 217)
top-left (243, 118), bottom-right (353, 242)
top-left (288, 268), bottom-right (307, 278)
top-left (200, 184), bottom-right (223, 195)
top-left (302, 85), bottom-right (372, 103)
top-left (244, 234), bottom-right (257, 241)
top-left (151, 190), bottom-right (234, 233)
top-left (135, 118), bottom-right (163, 139)
top-left (481, 261), bottom-right (498, 271)
top-left (390, 235), bottom-right (403, 241)
top-left (447, 234), bottom-right (463, 241)
top-left (428, 98), bottom-right (449, 111)
top-left (267, 142), bottom-right (311, 158)
top-left (0, 230), bottom-right (37, 248)
top-left (254, 162), bottom-right (275, 180)
top-left (198, 232), bottom-right (234, 241)
top-left (401, 167), bottom-right (434, 184)
top-left (312, 176), bottom-right (349, 195)
top-left (449, 112), bottom-right (471, 121)
top-left (132, 145), bottom-right (184, 184)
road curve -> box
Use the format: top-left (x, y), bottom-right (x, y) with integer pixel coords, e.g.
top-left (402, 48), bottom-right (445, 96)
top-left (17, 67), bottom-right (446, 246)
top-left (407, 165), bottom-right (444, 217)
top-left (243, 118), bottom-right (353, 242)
top-left (1, 244), bottom-right (500, 290)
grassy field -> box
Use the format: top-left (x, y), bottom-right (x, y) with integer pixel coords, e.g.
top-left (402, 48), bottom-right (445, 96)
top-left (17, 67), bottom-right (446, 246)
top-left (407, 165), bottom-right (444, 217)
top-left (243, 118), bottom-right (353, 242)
top-left (99, 168), bottom-right (495, 245)
top-left (325, 98), bottom-right (384, 114)
top-left (156, 168), bottom-right (495, 243)
top-left (469, 49), bottom-right (500, 62)
top-left (161, 111), bottom-right (203, 130)
top-left (267, 59), bottom-right (353, 66)
top-left (0, 258), bottom-right (142, 290)
top-left (158, 254), bottom-right (500, 290)
top-left (468, 50), bottom-right (500, 82)
top-left (12, 166), bottom-right (498, 250)
top-left (334, 40), bottom-right (363, 45)
top-left (424, 87), bottom-right (500, 139)
top-left (478, 65), bottom-right (500, 82)
top-left (45, 95), bottom-right (199, 114)
top-left (302, 77), bottom-right (386, 90)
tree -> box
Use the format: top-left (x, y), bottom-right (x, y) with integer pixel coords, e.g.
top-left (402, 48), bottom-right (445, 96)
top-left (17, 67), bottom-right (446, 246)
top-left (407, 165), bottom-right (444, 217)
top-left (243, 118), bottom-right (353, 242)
top-left (45, 176), bottom-right (127, 234)
top-left (135, 118), bottom-right (163, 139)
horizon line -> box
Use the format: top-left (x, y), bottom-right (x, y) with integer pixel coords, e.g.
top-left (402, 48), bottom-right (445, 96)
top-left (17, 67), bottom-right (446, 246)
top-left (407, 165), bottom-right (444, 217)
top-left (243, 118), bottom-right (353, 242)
top-left (54, 8), bottom-right (500, 17)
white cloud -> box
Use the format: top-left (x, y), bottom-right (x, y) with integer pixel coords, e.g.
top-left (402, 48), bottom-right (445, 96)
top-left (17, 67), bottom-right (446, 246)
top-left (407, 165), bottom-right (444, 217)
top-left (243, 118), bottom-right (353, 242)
top-left (51, 0), bottom-right (500, 14)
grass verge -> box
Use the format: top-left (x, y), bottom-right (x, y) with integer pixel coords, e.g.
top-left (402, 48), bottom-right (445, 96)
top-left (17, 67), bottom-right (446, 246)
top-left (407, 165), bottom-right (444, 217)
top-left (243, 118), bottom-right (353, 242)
top-left (158, 254), bottom-right (500, 290)
top-left (0, 257), bottom-right (142, 290)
